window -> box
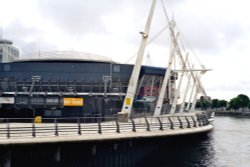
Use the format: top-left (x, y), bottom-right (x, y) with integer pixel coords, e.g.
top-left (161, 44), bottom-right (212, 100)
top-left (113, 65), bottom-right (120, 72)
top-left (44, 110), bottom-right (52, 117)
top-left (4, 64), bottom-right (10, 71)
top-left (31, 97), bottom-right (44, 105)
top-left (44, 110), bottom-right (62, 117)
top-left (15, 96), bottom-right (29, 105)
top-left (54, 110), bottom-right (62, 116)
top-left (46, 97), bottom-right (60, 105)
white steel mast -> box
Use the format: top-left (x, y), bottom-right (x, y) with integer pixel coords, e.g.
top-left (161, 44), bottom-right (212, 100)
top-left (120, 0), bottom-right (157, 117)
top-left (186, 79), bottom-right (195, 110)
top-left (179, 64), bottom-right (193, 112)
top-left (153, 40), bottom-right (175, 116)
top-left (170, 53), bottom-right (189, 114)
top-left (190, 74), bottom-right (207, 111)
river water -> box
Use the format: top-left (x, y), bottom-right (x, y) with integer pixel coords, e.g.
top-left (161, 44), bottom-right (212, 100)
top-left (139, 116), bottom-right (250, 167)
top-left (208, 116), bottom-right (250, 167)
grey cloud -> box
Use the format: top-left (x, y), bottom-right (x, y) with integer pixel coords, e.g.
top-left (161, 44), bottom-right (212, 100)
top-left (3, 21), bottom-right (57, 55)
top-left (37, 0), bottom-right (184, 40)
top-left (174, 13), bottom-right (247, 54)
top-left (20, 41), bottom-right (58, 57)
top-left (38, 0), bottom-right (103, 35)
top-left (5, 0), bottom-right (243, 57)
top-left (207, 79), bottom-right (250, 92)
top-left (37, 0), bottom-right (142, 37)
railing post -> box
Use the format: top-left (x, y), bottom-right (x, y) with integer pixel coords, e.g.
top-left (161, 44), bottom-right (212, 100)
top-left (144, 117), bottom-right (150, 131)
top-left (157, 117), bottom-right (163, 130)
top-left (178, 117), bottom-right (183, 129)
top-left (130, 117), bottom-right (136, 132)
top-left (32, 120), bottom-right (36, 137)
top-left (98, 120), bottom-right (102, 134)
top-left (191, 116), bottom-right (197, 127)
top-left (203, 115), bottom-right (209, 125)
top-left (77, 118), bottom-right (82, 135)
top-left (185, 116), bottom-right (191, 128)
top-left (206, 117), bottom-right (209, 125)
top-left (6, 119), bottom-right (10, 138)
top-left (201, 115), bottom-right (205, 126)
top-left (115, 118), bottom-right (120, 133)
top-left (197, 115), bottom-right (202, 126)
top-left (168, 117), bottom-right (174, 130)
top-left (54, 119), bottom-right (59, 136)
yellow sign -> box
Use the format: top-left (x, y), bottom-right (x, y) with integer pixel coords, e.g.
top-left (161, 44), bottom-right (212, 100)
top-left (34, 116), bottom-right (42, 123)
top-left (63, 98), bottom-right (84, 106)
top-left (125, 98), bottom-right (131, 105)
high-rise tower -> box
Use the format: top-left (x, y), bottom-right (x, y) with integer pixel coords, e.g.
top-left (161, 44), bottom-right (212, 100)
top-left (0, 23), bottom-right (19, 62)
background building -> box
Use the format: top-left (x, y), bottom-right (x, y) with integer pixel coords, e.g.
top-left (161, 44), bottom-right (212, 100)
top-left (0, 39), bottom-right (19, 62)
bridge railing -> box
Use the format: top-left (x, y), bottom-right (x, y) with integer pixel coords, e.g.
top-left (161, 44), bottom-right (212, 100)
top-left (0, 113), bottom-right (210, 139)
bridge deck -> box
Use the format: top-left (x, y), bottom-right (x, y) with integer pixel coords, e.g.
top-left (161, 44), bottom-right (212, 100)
top-left (0, 113), bottom-right (213, 145)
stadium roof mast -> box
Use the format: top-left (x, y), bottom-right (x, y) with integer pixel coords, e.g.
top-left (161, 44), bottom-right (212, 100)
top-left (120, 0), bottom-right (157, 118)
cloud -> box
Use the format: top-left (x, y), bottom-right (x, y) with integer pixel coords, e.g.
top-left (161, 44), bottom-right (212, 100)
top-left (3, 21), bottom-right (57, 55)
top-left (37, 0), bottom-right (147, 37)
top-left (2, 0), bottom-right (250, 100)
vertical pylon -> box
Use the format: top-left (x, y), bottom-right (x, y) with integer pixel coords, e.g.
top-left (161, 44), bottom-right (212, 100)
top-left (153, 41), bottom-right (175, 117)
top-left (170, 53), bottom-right (189, 114)
top-left (120, 0), bottom-right (157, 117)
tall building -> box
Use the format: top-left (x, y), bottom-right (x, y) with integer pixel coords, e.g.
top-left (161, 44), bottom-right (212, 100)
top-left (0, 39), bottom-right (19, 63)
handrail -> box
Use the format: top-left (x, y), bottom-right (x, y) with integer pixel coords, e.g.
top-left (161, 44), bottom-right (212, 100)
top-left (0, 114), bottom-right (210, 139)
top-left (157, 117), bottom-right (163, 131)
top-left (77, 118), bottom-right (81, 135)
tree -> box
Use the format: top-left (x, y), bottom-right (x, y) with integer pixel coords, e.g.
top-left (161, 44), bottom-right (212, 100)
top-left (219, 100), bottom-right (227, 108)
top-left (237, 94), bottom-right (250, 108)
top-left (195, 101), bottom-right (201, 108)
top-left (229, 94), bottom-right (250, 110)
top-left (198, 96), bottom-right (211, 110)
top-left (211, 99), bottom-right (220, 108)
top-left (229, 98), bottom-right (240, 110)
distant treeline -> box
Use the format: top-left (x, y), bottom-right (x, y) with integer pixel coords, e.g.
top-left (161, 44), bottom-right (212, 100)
top-left (196, 94), bottom-right (250, 111)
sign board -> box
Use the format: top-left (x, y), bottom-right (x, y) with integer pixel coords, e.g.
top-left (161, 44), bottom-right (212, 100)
top-left (125, 98), bottom-right (131, 105)
top-left (63, 98), bottom-right (84, 106)
top-left (0, 97), bottom-right (14, 104)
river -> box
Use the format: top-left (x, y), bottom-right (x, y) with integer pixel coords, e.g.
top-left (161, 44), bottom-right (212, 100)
top-left (208, 116), bottom-right (250, 167)
top-left (138, 116), bottom-right (250, 167)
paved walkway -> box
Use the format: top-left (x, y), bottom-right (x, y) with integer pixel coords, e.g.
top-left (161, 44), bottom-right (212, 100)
top-left (0, 113), bottom-right (213, 145)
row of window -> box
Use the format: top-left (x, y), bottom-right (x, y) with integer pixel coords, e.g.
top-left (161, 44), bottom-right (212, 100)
top-left (15, 96), bottom-right (61, 106)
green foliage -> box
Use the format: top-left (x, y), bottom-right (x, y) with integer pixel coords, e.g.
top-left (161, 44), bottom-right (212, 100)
top-left (211, 99), bottom-right (220, 108)
top-left (219, 100), bottom-right (227, 107)
top-left (194, 94), bottom-right (249, 111)
top-left (196, 96), bottom-right (211, 109)
top-left (237, 94), bottom-right (250, 108)
top-left (228, 94), bottom-right (250, 110)
top-left (229, 98), bottom-right (240, 109)
top-left (195, 101), bottom-right (201, 108)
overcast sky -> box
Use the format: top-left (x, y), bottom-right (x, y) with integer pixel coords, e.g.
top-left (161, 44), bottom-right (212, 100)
top-left (1, 0), bottom-right (250, 101)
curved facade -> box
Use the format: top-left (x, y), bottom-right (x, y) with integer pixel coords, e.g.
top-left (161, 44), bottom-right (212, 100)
top-left (0, 59), bottom-right (176, 118)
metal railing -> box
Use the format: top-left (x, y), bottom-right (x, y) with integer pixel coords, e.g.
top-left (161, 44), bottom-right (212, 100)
top-left (0, 113), bottom-right (210, 139)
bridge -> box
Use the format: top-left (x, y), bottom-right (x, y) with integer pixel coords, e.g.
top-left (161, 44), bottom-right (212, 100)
top-left (0, 112), bottom-right (213, 166)
top-left (0, 112), bottom-right (212, 145)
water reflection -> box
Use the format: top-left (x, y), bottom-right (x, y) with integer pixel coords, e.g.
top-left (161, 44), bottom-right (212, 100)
top-left (211, 116), bottom-right (250, 167)
top-left (139, 116), bottom-right (250, 167)
top-left (137, 133), bottom-right (216, 167)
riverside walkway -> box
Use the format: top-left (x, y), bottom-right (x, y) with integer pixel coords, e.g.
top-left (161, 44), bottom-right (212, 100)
top-left (0, 113), bottom-right (213, 145)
